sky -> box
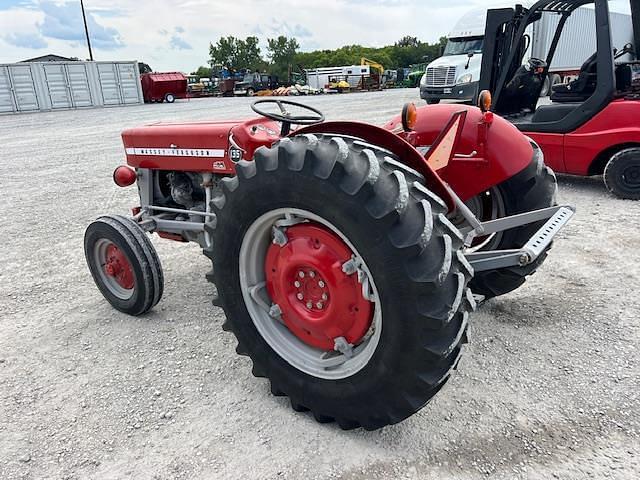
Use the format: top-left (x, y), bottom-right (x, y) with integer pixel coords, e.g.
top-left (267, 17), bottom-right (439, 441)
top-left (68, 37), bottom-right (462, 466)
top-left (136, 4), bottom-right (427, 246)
top-left (0, 0), bottom-right (632, 72)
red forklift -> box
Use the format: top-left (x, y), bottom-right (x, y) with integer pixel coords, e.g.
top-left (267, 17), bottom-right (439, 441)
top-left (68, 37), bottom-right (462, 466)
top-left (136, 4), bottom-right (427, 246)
top-left (478, 0), bottom-right (640, 199)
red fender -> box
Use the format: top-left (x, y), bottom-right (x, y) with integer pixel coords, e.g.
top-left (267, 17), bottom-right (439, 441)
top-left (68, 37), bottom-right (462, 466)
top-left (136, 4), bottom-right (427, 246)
top-left (292, 121), bottom-right (455, 211)
top-left (383, 104), bottom-right (535, 201)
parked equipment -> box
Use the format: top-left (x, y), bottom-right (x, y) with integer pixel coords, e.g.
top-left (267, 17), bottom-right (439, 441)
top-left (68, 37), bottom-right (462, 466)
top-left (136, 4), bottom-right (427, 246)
top-left (421, 3), bottom-right (632, 104)
top-left (305, 65), bottom-right (371, 91)
top-left (140, 72), bottom-right (188, 103)
top-left (85, 97), bottom-right (573, 429)
top-left (233, 72), bottom-right (278, 96)
top-left (479, 0), bottom-right (640, 199)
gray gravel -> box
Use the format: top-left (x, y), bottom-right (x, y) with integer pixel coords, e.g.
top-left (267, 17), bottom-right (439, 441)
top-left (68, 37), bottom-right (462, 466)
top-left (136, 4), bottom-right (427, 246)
top-left (0, 89), bottom-right (638, 479)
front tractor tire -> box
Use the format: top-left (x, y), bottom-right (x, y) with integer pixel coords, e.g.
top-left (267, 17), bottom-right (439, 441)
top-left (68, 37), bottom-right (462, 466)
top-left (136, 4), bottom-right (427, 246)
top-left (84, 215), bottom-right (164, 316)
top-left (205, 134), bottom-right (475, 430)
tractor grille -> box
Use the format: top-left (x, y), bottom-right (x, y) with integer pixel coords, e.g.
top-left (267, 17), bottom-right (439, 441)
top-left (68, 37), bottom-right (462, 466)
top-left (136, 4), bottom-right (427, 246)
top-left (425, 66), bottom-right (457, 87)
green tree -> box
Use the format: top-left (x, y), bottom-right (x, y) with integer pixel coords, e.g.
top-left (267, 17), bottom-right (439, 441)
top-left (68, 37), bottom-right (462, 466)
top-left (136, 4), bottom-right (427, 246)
top-left (208, 36), bottom-right (265, 71)
top-left (209, 36), bottom-right (239, 68)
top-left (191, 66), bottom-right (212, 78)
top-left (267, 36), bottom-right (300, 80)
top-left (236, 36), bottom-right (264, 70)
top-left (395, 36), bottom-right (420, 48)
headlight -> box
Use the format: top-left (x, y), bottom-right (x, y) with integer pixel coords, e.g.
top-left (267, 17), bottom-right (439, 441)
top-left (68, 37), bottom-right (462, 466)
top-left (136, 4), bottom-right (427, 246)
top-left (420, 73), bottom-right (427, 86)
top-left (457, 73), bottom-right (473, 84)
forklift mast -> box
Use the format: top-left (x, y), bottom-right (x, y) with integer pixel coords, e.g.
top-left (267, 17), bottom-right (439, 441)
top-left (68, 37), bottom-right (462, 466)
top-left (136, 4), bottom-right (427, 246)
top-left (477, 6), bottom-right (524, 102)
top-left (632, 0), bottom-right (640, 58)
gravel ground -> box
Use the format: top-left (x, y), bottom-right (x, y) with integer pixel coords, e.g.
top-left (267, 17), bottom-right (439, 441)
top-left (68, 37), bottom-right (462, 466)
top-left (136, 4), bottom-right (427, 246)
top-left (0, 89), bottom-right (638, 480)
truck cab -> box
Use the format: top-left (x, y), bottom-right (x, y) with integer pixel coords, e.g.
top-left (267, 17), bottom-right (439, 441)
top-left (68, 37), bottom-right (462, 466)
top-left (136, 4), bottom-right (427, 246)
top-left (420, 8), bottom-right (487, 104)
top-left (233, 72), bottom-right (278, 97)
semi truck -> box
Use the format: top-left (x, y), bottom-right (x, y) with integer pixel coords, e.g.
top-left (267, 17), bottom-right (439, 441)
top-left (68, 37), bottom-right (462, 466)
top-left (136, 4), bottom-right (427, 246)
top-left (420, 4), bottom-right (633, 104)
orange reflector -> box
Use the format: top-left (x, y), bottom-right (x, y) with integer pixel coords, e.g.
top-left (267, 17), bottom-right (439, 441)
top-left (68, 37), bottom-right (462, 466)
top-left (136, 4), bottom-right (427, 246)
top-left (478, 90), bottom-right (492, 112)
top-left (401, 102), bottom-right (418, 131)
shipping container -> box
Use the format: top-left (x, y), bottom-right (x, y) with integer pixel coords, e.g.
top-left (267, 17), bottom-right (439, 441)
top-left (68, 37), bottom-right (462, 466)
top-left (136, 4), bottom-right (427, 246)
top-left (0, 60), bottom-right (143, 114)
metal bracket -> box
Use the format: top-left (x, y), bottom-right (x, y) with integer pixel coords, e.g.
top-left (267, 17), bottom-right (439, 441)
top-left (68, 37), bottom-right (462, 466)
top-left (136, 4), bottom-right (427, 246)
top-left (465, 206), bottom-right (574, 272)
top-left (271, 226), bottom-right (288, 246)
top-left (333, 337), bottom-right (354, 358)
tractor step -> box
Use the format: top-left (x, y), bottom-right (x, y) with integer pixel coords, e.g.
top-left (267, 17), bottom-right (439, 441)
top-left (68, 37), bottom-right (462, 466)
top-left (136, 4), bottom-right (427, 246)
top-left (465, 205), bottom-right (575, 273)
top-left (522, 206), bottom-right (574, 260)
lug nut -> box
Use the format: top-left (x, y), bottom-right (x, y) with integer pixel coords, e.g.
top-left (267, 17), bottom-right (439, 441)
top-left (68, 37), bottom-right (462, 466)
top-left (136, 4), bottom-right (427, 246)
top-left (309, 271), bottom-right (316, 278)
top-left (316, 302), bottom-right (323, 309)
top-left (297, 293), bottom-right (304, 300)
top-left (298, 271), bottom-right (305, 278)
top-left (294, 281), bottom-right (301, 288)
top-left (306, 301), bottom-right (313, 309)
top-left (318, 280), bottom-right (325, 288)
top-left (321, 293), bottom-right (328, 301)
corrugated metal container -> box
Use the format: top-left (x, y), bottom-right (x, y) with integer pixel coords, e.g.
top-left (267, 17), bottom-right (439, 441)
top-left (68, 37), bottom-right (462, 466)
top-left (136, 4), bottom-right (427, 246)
top-left (532, 8), bottom-right (633, 73)
top-left (0, 60), bottom-right (143, 114)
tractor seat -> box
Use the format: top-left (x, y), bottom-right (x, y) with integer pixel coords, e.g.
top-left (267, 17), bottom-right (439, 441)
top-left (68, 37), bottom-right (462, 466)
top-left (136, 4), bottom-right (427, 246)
top-left (551, 52), bottom-right (598, 103)
top-left (531, 103), bottom-right (580, 123)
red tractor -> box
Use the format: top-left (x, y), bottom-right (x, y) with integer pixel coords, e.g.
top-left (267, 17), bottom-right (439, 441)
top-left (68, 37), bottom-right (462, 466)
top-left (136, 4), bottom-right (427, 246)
top-left (85, 97), bottom-right (573, 430)
top-left (479, 0), bottom-right (640, 199)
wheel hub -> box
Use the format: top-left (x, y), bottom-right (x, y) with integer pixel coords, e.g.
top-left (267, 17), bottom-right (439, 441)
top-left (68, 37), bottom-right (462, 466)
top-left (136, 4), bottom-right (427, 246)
top-left (265, 223), bottom-right (373, 350)
top-left (103, 243), bottom-right (134, 289)
top-left (623, 165), bottom-right (640, 187)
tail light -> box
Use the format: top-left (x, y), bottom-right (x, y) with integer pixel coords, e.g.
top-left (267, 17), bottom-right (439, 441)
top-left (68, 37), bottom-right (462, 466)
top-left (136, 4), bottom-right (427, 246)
top-left (113, 165), bottom-right (137, 187)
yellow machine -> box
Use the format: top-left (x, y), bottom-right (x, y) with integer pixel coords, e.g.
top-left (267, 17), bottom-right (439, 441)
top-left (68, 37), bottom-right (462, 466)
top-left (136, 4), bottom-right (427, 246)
top-left (360, 57), bottom-right (384, 75)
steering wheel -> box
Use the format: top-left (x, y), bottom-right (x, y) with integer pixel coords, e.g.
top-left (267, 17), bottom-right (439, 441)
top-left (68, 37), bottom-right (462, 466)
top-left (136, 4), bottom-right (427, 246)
top-left (251, 99), bottom-right (325, 136)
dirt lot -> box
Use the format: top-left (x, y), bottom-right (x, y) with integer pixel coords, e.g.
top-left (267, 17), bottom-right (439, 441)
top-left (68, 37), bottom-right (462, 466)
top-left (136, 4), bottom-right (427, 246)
top-left (0, 89), bottom-right (638, 480)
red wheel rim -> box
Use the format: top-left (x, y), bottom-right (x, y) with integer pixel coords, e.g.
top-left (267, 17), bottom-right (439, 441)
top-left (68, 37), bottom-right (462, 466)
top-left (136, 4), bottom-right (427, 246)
top-left (102, 243), bottom-right (135, 290)
top-left (265, 223), bottom-right (373, 350)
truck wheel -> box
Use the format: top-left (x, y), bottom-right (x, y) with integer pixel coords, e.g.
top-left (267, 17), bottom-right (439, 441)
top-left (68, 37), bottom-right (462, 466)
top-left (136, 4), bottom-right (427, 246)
top-left (164, 93), bottom-right (176, 103)
top-left (204, 134), bottom-right (474, 430)
top-left (84, 215), bottom-right (164, 315)
top-left (465, 144), bottom-right (557, 299)
top-left (246, 88), bottom-right (255, 97)
top-left (604, 148), bottom-right (640, 200)
top-left (426, 98), bottom-right (441, 105)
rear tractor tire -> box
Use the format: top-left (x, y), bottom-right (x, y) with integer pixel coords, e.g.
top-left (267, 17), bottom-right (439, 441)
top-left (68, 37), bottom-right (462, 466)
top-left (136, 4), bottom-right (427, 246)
top-left (204, 134), bottom-right (475, 430)
top-left (459, 142), bottom-right (557, 299)
top-left (84, 215), bottom-right (164, 315)
top-left (604, 148), bottom-right (640, 200)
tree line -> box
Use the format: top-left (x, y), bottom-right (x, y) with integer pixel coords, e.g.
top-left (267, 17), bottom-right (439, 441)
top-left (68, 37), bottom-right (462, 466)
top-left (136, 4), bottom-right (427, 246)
top-left (192, 35), bottom-right (447, 81)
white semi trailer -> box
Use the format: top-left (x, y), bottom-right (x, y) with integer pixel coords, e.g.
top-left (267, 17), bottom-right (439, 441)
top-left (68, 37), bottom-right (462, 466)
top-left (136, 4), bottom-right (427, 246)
top-left (420, 4), bottom-right (633, 104)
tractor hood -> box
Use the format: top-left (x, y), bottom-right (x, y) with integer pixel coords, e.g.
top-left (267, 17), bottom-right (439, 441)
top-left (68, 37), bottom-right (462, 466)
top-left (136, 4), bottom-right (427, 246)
top-left (121, 120), bottom-right (240, 173)
top-left (121, 117), bottom-right (282, 173)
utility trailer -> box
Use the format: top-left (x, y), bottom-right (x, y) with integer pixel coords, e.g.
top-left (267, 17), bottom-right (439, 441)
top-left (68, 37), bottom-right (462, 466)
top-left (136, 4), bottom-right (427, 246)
top-left (140, 72), bottom-right (188, 103)
top-left (305, 65), bottom-right (371, 91)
